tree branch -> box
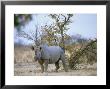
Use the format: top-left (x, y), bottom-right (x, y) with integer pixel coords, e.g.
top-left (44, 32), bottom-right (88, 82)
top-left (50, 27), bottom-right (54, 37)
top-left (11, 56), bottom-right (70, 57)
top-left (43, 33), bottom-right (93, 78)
top-left (17, 31), bottom-right (36, 42)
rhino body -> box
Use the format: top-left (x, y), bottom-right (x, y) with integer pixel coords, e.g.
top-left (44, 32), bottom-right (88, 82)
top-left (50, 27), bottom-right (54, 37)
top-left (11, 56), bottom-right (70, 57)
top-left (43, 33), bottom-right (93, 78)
top-left (32, 45), bottom-right (68, 73)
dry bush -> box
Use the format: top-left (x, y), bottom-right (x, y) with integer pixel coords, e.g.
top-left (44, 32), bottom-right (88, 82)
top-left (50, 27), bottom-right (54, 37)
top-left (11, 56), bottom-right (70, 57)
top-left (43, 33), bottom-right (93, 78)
top-left (68, 39), bottom-right (97, 69)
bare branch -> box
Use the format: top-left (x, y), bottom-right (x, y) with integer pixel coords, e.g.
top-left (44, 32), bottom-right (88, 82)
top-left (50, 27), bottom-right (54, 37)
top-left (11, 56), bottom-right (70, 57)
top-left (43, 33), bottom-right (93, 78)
top-left (17, 31), bottom-right (36, 42)
top-left (61, 14), bottom-right (67, 22)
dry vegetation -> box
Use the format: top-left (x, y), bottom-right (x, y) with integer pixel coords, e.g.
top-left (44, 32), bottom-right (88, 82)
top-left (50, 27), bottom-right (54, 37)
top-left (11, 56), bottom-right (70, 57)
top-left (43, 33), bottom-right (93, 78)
top-left (14, 45), bottom-right (34, 63)
top-left (14, 44), bottom-right (97, 76)
top-left (14, 14), bottom-right (97, 76)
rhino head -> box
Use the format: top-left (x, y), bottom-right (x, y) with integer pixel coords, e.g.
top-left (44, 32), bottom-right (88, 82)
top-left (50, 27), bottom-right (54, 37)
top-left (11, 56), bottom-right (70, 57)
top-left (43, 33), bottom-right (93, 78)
top-left (31, 44), bottom-right (49, 61)
top-left (31, 45), bottom-right (42, 61)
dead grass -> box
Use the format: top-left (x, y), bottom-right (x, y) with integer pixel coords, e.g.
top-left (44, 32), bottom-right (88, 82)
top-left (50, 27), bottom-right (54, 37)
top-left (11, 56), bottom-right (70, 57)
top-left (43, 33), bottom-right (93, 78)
top-left (14, 45), bottom-right (35, 63)
top-left (14, 45), bottom-right (97, 76)
top-left (14, 62), bottom-right (97, 76)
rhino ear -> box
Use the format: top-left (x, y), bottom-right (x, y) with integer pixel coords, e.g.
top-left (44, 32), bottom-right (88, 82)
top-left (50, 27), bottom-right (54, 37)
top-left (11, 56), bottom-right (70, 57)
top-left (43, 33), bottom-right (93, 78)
top-left (40, 47), bottom-right (42, 51)
top-left (31, 46), bottom-right (34, 50)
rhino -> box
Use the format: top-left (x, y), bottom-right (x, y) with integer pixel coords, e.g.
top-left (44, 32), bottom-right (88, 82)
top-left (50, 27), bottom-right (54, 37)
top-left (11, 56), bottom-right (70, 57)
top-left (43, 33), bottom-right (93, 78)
top-left (31, 44), bottom-right (68, 73)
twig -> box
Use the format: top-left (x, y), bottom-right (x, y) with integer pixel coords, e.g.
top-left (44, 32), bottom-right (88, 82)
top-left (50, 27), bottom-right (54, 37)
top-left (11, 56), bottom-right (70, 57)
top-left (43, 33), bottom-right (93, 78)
top-left (17, 31), bottom-right (36, 42)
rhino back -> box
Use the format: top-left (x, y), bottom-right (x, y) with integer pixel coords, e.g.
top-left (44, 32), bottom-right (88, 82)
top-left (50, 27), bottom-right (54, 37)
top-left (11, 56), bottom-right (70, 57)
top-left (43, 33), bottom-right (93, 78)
top-left (41, 46), bottom-right (64, 63)
top-left (47, 46), bottom-right (63, 63)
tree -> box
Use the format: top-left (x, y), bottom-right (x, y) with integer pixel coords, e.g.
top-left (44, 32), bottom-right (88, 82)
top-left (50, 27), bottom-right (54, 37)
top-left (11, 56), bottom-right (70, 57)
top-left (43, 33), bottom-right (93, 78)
top-left (49, 14), bottom-right (73, 51)
top-left (15, 14), bottom-right (40, 46)
top-left (14, 14), bottom-right (32, 30)
top-left (41, 25), bottom-right (58, 46)
top-left (17, 25), bottom-right (40, 46)
top-left (15, 14), bottom-right (73, 47)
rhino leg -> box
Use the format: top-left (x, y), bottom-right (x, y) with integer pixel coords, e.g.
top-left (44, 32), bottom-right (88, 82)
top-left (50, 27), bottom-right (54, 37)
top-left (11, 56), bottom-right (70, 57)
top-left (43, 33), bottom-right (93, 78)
top-left (61, 55), bottom-right (68, 72)
top-left (41, 65), bottom-right (44, 73)
top-left (62, 59), bottom-right (68, 72)
top-left (44, 59), bottom-right (49, 73)
top-left (38, 60), bottom-right (44, 73)
top-left (55, 60), bottom-right (60, 72)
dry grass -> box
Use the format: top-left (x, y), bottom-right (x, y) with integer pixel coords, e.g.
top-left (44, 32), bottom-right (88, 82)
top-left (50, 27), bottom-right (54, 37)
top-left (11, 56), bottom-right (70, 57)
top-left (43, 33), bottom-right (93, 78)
top-left (14, 45), bottom-right (97, 76)
top-left (14, 45), bottom-right (35, 63)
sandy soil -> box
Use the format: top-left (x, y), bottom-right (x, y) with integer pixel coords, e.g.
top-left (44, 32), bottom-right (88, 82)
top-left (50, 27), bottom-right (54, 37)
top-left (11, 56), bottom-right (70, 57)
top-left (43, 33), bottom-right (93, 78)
top-left (14, 62), bottom-right (97, 76)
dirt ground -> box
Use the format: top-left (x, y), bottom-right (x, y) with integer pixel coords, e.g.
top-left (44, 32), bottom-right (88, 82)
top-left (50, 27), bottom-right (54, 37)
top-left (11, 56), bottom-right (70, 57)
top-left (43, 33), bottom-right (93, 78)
top-left (14, 62), bottom-right (97, 76)
top-left (14, 46), bottom-right (97, 76)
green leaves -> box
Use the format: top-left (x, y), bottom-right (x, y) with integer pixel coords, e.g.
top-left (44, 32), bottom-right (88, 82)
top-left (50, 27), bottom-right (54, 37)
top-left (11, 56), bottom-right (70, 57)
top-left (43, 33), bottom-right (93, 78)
top-left (14, 14), bottom-right (32, 30)
top-left (42, 14), bottom-right (73, 47)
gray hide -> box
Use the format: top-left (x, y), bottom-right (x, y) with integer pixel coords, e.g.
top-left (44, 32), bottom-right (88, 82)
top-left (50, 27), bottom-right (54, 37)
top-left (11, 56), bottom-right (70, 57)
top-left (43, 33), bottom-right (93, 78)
top-left (33, 44), bottom-right (68, 73)
top-left (40, 45), bottom-right (63, 63)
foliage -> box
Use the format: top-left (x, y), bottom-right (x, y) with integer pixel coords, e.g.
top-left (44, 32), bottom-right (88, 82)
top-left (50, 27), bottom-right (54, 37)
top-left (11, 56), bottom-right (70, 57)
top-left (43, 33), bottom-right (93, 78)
top-left (49, 14), bottom-right (73, 50)
top-left (41, 25), bottom-right (58, 46)
top-left (14, 14), bottom-right (32, 30)
top-left (69, 39), bottom-right (97, 69)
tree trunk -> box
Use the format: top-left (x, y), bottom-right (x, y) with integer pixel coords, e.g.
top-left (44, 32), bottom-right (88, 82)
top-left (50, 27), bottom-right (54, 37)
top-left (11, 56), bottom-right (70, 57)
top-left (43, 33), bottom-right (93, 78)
top-left (35, 27), bottom-right (38, 45)
top-left (61, 29), bottom-right (65, 52)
